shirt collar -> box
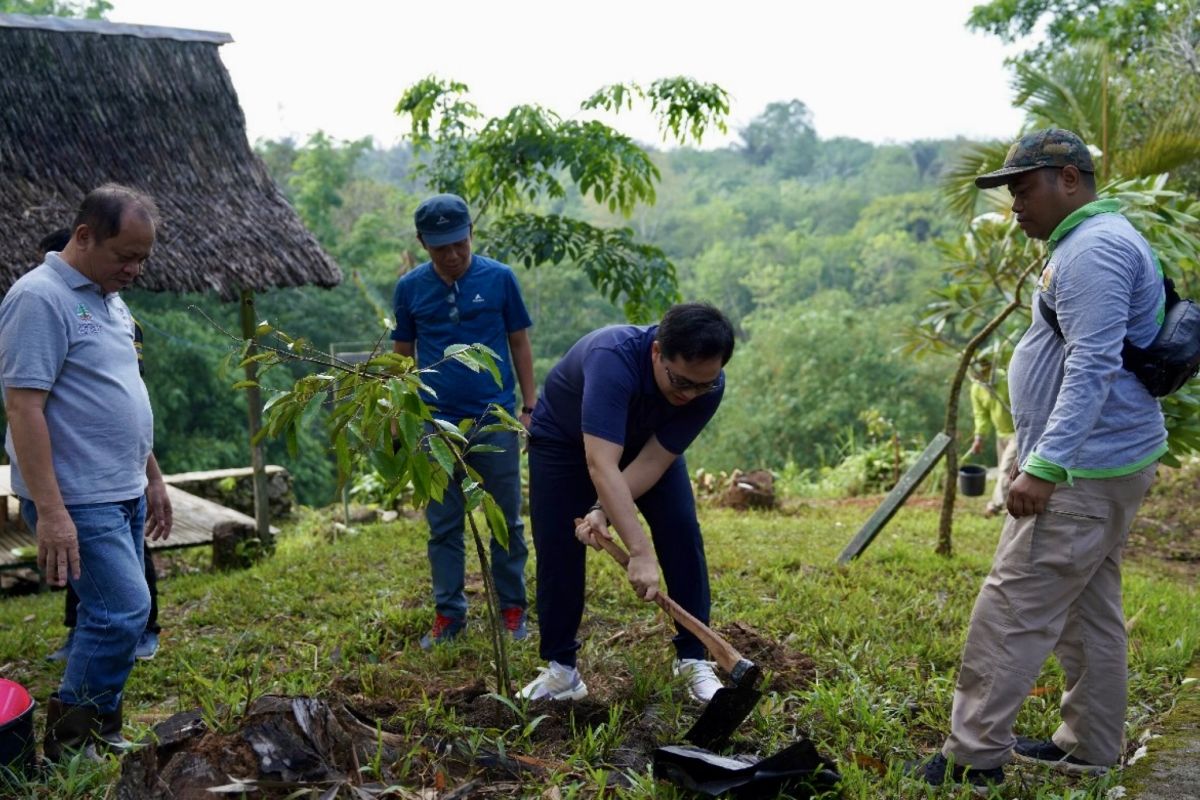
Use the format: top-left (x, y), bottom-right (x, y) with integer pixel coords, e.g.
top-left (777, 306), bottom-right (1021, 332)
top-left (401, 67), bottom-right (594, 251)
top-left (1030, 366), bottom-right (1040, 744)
top-left (46, 252), bottom-right (102, 292)
top-left (428, 254), bottom-right (475, 286)
top-left (1047, 198), bottom-right (1121, 252)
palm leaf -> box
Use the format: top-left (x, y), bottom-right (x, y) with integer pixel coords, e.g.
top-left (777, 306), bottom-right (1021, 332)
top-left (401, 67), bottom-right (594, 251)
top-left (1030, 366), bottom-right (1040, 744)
top-left (1120, 105), bottom-right (1200, 178)
top-left (1011, 40), bottom-right (1123, 173)
top-left (939, 140), bottom-right (1015, 223)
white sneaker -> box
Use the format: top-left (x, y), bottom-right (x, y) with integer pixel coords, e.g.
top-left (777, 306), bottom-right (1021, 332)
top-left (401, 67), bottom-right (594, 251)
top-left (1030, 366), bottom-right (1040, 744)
top-left (674, 658), bottom-right (724, 703)
top-left (518, 661), bottom-right (588, 701)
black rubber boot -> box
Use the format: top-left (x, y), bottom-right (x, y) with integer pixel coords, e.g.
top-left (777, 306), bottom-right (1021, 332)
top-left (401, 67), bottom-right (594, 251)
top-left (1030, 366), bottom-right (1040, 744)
top-left (96, 701), bottom-right (135, 753)
top-left (42, 694), bottom-right (100, 763)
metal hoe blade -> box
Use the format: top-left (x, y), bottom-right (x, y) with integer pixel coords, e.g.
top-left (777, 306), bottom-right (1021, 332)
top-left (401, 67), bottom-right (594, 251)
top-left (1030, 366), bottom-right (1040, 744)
top-left (683, 684), bottom-right (764, 749)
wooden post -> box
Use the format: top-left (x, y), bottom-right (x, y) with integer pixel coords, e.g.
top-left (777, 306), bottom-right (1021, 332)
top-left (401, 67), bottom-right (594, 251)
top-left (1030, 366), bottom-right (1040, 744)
top-left (837, 432), bottom-right (952, 565)
top-left (239, 288), bottom-right (272, 547)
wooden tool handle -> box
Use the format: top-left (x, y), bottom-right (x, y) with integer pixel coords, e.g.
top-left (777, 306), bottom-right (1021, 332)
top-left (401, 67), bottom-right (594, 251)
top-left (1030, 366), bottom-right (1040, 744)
top-left (594, 532), bottom-right (749, 678)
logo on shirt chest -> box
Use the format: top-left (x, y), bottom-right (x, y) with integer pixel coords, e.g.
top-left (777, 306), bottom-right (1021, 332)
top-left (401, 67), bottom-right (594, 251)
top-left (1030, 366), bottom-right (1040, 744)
top-left (1038, 263), bottom-right (1055, 293)
top-left (75, 303), bottom-right (101, 336)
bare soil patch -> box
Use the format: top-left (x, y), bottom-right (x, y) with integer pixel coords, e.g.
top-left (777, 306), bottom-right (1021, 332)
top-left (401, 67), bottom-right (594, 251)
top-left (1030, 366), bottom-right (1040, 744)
top-left (718, 622), bottom-right (819, 693)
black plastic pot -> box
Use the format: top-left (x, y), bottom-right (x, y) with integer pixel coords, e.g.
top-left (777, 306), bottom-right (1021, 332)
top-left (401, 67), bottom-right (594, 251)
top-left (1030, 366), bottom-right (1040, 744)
top-left (958, 464), bottom-right (987, 497)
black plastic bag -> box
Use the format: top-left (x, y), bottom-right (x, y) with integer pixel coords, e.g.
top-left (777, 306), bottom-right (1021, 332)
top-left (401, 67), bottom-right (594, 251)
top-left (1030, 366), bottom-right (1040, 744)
top-left (652, 740), bottom-right (841, 798)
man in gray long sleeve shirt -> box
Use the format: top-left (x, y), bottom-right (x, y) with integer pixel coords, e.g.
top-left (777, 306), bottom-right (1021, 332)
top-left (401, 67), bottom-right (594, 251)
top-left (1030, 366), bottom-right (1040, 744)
top-left (912, 128), bottom-right (1165, 791)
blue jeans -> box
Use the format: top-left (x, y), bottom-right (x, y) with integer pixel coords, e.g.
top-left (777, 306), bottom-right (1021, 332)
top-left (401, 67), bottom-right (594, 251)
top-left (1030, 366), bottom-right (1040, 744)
top-left (425, 427), bottom-right (527, 620)
top-left (22, 497), bottom-right (149, 713)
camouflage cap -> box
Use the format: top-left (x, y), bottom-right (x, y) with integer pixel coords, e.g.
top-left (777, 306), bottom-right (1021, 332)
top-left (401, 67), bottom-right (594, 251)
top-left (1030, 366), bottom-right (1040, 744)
top-left (974, 128), bottom-right (1095, 189)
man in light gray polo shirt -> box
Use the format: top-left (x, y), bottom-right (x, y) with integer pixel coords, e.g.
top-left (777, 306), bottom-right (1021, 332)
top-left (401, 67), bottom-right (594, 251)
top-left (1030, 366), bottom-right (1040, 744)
top-left (911, 129), bottom-right (1165, 791)
top-left (0, 183), bottom-right (173, 761)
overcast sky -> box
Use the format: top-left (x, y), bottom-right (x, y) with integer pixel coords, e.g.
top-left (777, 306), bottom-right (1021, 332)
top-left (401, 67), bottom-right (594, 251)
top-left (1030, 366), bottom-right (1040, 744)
top-left (107, 0), bottom-right (1029, 150)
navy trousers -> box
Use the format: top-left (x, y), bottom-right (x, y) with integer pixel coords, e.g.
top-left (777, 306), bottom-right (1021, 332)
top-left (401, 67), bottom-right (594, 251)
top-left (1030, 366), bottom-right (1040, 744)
top-left (529, 437), bottom-right (711, 667)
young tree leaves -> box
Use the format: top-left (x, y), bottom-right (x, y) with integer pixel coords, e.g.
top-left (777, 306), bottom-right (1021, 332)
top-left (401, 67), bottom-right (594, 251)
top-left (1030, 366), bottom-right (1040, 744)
top-left (394, 75), bottom-right (728, 322)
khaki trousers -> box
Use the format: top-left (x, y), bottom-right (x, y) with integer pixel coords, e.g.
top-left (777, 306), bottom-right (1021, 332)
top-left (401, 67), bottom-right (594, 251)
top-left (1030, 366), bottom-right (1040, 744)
top-left (943, 463), bottom-right (1156, 769)
top-left (986, 435), bottom-right (1018, 514)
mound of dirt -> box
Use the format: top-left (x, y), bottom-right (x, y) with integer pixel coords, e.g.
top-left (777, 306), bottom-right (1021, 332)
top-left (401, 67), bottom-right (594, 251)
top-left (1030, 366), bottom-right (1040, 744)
top-left (718, 622), bottom-right (818, 693)
top-left (715, 469), bottom-right (777, 510)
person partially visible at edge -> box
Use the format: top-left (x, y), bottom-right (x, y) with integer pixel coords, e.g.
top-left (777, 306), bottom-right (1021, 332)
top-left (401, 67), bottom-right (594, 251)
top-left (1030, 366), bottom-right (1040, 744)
top-left (909, 128), bottom-right (1166, 793)
top-left (0, 185), bottom-right (174, 762)
top-left (390, 193), bottom-right (537, 649)
top-left (969, 353), bottom-right (1017, 517)
top-left (37, 228), bottom-right (164, 665)
top-left (517, 303), bottom-right (735, 706)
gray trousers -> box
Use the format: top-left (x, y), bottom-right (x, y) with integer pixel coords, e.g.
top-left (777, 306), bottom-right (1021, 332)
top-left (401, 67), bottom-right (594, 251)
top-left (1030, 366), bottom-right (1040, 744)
top-left (943, 463), bottom-right (1157, 769)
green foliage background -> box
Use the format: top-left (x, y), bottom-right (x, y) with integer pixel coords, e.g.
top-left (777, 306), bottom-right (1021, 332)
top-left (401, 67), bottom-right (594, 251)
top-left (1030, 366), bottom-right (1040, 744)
top-left (125, 125), bottom-right (974, 504)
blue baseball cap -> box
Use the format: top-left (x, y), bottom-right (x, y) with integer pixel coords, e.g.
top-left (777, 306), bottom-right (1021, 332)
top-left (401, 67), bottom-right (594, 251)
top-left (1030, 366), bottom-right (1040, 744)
top-left (414, 193), bottom-right (472, 246)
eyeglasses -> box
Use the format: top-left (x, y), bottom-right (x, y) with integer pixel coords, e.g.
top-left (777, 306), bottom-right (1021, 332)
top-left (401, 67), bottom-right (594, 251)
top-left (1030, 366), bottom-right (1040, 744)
top-left (446, 284), bottom-right (459, 324)
top-left (663, 363), bottom-right (722, 394)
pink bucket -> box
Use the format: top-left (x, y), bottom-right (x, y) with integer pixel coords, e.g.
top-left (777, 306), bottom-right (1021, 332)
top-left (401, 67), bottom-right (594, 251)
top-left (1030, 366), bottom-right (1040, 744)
top-left (0, 678), bottom-right (36, 778)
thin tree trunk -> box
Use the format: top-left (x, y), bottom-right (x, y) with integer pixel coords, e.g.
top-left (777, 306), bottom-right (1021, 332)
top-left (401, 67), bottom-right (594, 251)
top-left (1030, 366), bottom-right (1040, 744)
top-left (466, 510), bottom-right (512, 698)
top-left (443, 430), bottom-right (513, 698)
top-left (936, 260), bottom-right (1042, 555)
top-left (239, 289), bottom-right (272, 547)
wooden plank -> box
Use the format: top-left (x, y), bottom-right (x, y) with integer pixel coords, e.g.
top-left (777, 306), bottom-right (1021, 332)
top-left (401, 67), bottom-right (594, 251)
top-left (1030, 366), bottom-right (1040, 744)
top-left (160, 465), bottom-right (286, 485)
top-left (153, 485), bottom-right (258, 551)
top-left (0, 521), bottom-right (35, 568)
top-left (0, 466), bottom-right (263, 570)
top-left (836, 432), bottom-right (953, 565)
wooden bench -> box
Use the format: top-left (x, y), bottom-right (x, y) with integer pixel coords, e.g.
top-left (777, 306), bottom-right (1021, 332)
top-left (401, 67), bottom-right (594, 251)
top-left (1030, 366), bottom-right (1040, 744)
top-left (0, 465), bottom-right (264, 573)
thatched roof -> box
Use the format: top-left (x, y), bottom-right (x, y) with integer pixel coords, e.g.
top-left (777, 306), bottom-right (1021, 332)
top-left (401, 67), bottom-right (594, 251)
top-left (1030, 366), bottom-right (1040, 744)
top-left (0, 13), bottom-right (341, 299)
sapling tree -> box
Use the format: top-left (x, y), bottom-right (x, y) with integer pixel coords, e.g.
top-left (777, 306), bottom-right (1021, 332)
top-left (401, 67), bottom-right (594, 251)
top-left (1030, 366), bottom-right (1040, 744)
top-left (904, 215), bottom-right (1042, 555)
top-left (228, 321), bottom-right (523, 696)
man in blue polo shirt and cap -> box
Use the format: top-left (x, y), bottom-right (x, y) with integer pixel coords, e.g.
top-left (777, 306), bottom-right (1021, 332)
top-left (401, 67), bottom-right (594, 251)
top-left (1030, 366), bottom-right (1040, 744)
top-left (391, 193), bottom-right (537, 648)
top-left (518, 303), bottom-right (735, 704)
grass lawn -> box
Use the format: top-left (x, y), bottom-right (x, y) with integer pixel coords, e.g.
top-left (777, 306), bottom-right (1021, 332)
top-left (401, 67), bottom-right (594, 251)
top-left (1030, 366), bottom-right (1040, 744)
top-left (0, 486), bottom-right (1196, 799)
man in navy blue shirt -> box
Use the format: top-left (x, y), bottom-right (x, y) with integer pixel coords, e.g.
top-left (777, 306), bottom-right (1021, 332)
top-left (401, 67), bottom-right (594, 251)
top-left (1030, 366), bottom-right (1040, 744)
top-left (518, 303), bottom-right (735, 703)
top-left (391, 194), bottom-right (537, 648)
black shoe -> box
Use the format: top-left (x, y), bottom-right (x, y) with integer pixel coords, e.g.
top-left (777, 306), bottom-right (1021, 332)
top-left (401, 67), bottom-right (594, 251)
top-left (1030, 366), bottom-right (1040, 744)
top-left (1013, 736), bottom-right (1109, 776)
top-left (907, 753), bottom-right (1004, 795)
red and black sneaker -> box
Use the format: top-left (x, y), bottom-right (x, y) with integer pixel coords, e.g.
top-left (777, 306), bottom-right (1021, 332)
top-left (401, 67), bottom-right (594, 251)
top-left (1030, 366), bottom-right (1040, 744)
top-left (501, 607), bottom-right (528, 641)
top-left (419, 613), bottom-right (464, 650)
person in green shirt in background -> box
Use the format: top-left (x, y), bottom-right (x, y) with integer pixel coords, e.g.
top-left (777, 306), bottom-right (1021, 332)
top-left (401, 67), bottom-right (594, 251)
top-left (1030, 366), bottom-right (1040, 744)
top-left (969, 353), bottom-right (1017, 517)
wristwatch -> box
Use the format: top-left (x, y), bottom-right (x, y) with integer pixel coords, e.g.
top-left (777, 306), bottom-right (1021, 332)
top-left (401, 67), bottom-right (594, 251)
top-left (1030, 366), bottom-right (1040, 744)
top-left (521, 405), bottom-right (535, 414)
